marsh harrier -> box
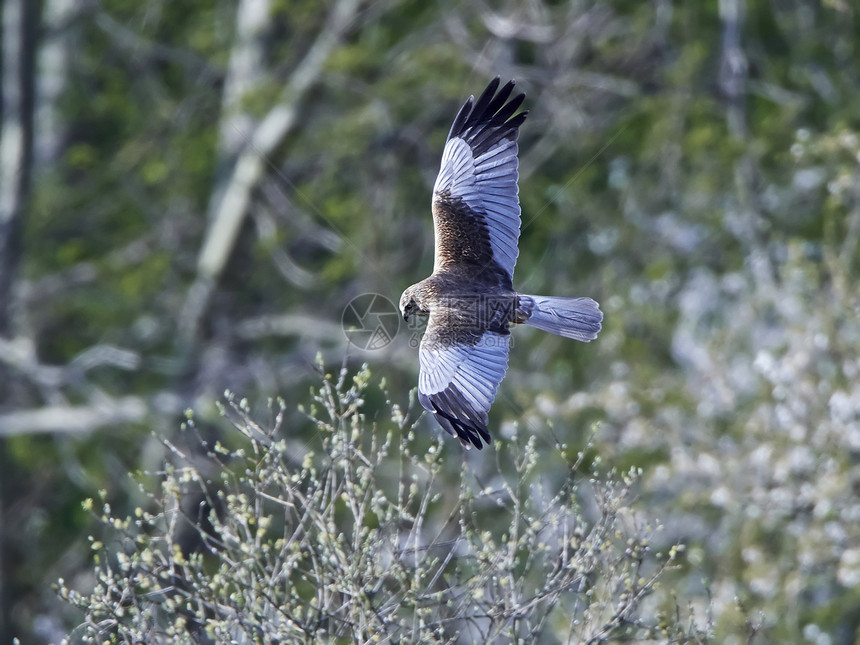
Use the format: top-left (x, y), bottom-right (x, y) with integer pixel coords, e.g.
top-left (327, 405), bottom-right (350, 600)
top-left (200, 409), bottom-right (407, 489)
top-left (400, 78), bottom-right (602, 449)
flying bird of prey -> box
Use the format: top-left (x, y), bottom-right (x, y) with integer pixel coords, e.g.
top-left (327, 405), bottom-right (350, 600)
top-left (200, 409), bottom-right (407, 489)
top-left (400, 78), bottom-right (602, 449)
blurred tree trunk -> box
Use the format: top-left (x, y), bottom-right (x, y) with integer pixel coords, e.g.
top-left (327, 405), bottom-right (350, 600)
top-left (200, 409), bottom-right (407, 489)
top-left (34, 0), bottom-right (77, 164)
top-left (0, 0), bottom-right (37, 640)
top-left (179, 0), bottom-right (272, 353)
top-left (179, 0), bottom-right (361, 346)
top-left (0, 0), bottom-right (35, 329)
top-left (211, 0), bottom-right (270, 211)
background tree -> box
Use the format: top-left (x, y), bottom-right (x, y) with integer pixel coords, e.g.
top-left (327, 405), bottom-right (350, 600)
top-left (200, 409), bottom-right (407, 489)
top-left (0, 0), bottom-right (858, 641)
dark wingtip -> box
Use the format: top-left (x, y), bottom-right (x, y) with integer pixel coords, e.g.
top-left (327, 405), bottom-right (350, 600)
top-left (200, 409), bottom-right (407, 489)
top-left (464, 434), bottom-right (482, 450)
top-left (428, 403), bottom-right (491, 450)
top-left (446, 78), bottom-right (528, 148)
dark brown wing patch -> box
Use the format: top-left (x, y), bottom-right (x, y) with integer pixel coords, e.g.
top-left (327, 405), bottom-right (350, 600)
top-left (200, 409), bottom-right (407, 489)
top-left (431, 78), bottom-right (527, 283)
top-left (432, 193), bottom-right (509, 287)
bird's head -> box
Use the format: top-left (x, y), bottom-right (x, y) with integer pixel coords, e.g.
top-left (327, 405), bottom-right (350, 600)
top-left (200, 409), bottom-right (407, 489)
top-left (399, 287), bottom-right (417, 322)
top-left (400, 284), bottom-right (430, 322)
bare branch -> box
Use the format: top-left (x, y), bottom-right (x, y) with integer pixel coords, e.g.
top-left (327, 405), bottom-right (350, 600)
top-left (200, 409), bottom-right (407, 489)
top-left (0, 336), bottom-right (140, 391)
top-left (0, 396), bottom-right (147, 437)
top-left (235, 313), bottom-right (344, 342)
top-left (251, 207), bottom-right (316, 289)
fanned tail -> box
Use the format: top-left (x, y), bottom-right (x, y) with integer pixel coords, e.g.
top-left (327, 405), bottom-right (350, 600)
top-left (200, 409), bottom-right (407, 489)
top-left (519, 295), bottom-right (602, 342)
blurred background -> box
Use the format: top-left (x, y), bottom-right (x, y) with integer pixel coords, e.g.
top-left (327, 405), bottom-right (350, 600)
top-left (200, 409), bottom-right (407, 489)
top-left (1, 0), bottom-right (859, 641)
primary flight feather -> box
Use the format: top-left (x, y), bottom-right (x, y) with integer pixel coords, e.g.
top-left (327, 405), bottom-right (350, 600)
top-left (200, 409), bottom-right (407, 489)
top-left (400, 77), bottom-right (602, 449)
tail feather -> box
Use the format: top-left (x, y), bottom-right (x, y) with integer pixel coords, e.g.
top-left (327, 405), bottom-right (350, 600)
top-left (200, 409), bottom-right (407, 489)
top-left (520, 295), bottom-right (602, 342)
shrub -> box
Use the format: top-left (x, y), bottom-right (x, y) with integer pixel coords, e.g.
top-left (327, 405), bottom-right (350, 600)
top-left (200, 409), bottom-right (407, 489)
top-left (59, 362), bottom-right (710, 643)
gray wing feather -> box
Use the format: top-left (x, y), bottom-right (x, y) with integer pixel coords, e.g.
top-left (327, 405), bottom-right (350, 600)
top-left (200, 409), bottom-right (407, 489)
top-left (418, 326), bottom-right (510, 449)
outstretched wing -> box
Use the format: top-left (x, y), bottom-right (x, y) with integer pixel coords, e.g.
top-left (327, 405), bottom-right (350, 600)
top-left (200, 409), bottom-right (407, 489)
top-left (417, 308), bottom-right (511, 449)
top-left (432, 78), bottom-right (527, 286)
